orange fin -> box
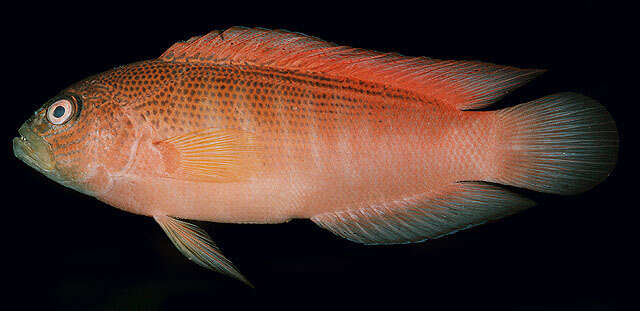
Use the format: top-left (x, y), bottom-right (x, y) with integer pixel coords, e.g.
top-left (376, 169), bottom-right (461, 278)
top-left (493, 93), bottom-right (618, 194)
top-left (311, 182), bottom-right (534, 245)
top-left (160, 26), bottom-right (543, 110)
top-left (154, 215), bottom-right (253, 287)
top-left (155, 128), bottom-right (259, 183)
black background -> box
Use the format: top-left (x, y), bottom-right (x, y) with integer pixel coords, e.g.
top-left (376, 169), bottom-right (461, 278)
top-left (3, 1), bottom-right (634, 310)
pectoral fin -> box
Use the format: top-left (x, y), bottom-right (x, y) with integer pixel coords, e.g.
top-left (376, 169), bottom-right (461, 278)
top-left (154, 215), bottom-right (252, 287)
top-left (154, 128), bottom-right (259, 183)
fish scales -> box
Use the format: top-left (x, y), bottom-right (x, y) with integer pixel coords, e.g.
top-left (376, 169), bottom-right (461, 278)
top-left (88, 60), bottom-right (492, 220)
top-left (13, 27), bottom-right (618, 285)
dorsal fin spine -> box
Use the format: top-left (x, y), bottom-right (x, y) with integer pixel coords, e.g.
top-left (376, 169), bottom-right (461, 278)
top-left (159, 27), bottom-right (543, 110)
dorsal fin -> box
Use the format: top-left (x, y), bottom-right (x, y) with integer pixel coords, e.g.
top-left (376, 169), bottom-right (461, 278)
top-left (159, 26), bottom-right (544, 110)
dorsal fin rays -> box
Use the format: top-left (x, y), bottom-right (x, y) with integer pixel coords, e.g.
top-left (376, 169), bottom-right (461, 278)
top-left (160, 26), bottom-right (543, 110)
top-left (154, 215), bottom-right (253, 287)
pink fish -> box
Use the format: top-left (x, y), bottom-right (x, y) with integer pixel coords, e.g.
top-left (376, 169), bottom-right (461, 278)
top-left (13, 27), bottom-right (618, 285)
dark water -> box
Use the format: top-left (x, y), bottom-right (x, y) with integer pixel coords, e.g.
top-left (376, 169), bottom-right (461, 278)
top-left (4, 1), bottom-right (632, 310)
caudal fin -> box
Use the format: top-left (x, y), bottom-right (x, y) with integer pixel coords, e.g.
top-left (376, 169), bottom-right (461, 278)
top-left (493, 93), bottom-right (618, 195)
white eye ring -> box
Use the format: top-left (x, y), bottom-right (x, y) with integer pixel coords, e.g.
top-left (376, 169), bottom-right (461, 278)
top-left (47, 99), bottom-right (74, 125)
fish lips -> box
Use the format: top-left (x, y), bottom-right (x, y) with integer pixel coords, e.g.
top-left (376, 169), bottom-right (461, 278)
top-left (13, 123), bottom-right (56, 174)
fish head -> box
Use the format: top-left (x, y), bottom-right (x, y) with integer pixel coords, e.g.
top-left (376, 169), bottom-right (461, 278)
top-left (13, 79), bottom-right (137, 196)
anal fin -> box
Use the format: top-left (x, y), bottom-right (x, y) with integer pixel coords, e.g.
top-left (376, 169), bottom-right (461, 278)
top-left (311, 182), bottom-right (535, 245)
top-left (154, 215), bottom-right (252, 287)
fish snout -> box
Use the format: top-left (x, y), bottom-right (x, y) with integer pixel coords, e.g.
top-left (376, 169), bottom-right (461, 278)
top-left (13, 123), bottom-right (56, 173)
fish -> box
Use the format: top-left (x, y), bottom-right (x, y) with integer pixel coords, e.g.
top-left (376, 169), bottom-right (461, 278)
top-left (13, 26), bottom-right (618, 286)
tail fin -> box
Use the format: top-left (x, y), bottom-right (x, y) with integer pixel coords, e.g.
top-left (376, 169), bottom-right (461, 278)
top-left (493, 93), bottom-right (618, 195)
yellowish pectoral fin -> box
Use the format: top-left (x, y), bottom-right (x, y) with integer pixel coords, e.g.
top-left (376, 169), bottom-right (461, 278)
top-left (155, 128), bottom-right (260, 182)
top-left (154, 215), bottom-right (253, 287)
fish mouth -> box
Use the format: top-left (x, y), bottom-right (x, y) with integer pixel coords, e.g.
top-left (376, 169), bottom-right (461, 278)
top-left (13, 123), bottom-right (56, 173)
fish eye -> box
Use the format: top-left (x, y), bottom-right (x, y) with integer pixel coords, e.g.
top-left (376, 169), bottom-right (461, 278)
top-left (46, 99), bottom-right (74, 125)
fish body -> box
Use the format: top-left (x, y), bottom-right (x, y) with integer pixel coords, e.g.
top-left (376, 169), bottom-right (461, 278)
top-left (93, 61), bottom-right (497, 223)
top-left (13, 27), bottom-right (618, 284)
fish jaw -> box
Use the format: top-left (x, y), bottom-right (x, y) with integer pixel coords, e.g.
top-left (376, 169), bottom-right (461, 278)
top-left (12, 122), bottom-right (74, 189)
top-left (13, 123), bottom-right (56, 174)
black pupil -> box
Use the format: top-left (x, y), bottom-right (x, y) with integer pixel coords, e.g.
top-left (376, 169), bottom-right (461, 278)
top-left (53, 105), bottom-right (65, 118)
